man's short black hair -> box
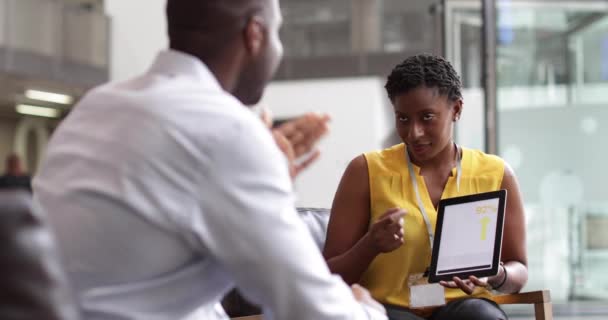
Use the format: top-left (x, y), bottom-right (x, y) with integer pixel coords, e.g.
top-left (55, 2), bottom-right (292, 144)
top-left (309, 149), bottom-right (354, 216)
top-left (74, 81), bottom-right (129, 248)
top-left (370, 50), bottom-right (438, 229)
top-left (385, 54), bottom-right (463, 103)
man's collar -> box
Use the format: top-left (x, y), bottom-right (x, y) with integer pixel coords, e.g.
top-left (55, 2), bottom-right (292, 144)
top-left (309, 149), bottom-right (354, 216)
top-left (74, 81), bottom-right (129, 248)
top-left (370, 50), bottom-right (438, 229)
top-left (147, 49), bottom-right (223, 92)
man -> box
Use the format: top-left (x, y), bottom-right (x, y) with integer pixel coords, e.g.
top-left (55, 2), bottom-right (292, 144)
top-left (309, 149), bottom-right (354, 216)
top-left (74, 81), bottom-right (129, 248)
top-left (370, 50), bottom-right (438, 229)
top-left (34, 0), bottom-right (386, 319)
top-left (0, 153), bottom-right (32, 191)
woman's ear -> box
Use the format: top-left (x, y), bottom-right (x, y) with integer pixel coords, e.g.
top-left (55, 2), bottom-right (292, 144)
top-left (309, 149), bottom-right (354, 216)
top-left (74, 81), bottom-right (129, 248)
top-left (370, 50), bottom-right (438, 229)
top-left (452, 98), bottom-right (463, 122)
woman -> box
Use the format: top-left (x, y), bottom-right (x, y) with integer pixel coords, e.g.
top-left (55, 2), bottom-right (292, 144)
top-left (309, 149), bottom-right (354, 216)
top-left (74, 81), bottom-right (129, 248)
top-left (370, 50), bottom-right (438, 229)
top-left (324, 55), bottom-right (527, 320)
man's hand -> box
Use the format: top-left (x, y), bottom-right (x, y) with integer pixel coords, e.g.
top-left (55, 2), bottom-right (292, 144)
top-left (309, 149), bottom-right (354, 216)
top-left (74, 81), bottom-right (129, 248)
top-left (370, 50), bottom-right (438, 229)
top-left (271, 130), bottom-right (298, 178)
top-left (261, 108), bottom-right (330, 179)
top-left (351, 284), bottom-right (386, 315)
top-left (274, 112), bottom-right (330, 158)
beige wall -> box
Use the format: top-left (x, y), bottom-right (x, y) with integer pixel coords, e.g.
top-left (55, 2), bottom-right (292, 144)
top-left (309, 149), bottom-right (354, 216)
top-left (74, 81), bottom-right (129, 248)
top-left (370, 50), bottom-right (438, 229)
top-left (4, 0), bottom-right (58, 56)
top-left (104, 0), bottom-right (167, 81)
top-left (0, 117), bottom-right (54, 174)
top-left (0, 0), bottom-right (108, 67)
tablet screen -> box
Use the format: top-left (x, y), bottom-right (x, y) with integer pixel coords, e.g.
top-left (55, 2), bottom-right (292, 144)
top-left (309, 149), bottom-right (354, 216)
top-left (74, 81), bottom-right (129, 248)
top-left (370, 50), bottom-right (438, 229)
top-left (428, 190), bottom-right (507, 283)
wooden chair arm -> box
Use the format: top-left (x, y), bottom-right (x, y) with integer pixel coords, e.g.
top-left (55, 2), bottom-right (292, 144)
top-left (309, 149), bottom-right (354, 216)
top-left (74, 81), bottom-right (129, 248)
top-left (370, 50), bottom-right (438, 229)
top-left (491, 290), bottom-right (551, 304)
top-left (491, 290), bottom-right (552, 320)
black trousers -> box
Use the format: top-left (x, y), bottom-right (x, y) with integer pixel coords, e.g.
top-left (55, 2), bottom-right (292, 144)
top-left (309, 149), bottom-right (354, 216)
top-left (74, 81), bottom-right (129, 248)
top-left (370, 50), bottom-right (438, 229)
top-left (386, 298), bottom-right (508, 320)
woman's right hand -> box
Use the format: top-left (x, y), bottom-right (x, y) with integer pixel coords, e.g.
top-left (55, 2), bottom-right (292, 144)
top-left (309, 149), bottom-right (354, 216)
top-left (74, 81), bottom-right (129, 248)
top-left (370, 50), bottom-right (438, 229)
top-left (365, 208), bottom-right (406, 253)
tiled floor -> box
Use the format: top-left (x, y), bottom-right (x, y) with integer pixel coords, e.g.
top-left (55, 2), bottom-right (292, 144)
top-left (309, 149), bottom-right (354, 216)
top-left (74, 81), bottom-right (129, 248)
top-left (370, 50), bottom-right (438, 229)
top-left (504, 301), bottom-right (608, 319)
top-left (510, 317), bottom-right (606, 320)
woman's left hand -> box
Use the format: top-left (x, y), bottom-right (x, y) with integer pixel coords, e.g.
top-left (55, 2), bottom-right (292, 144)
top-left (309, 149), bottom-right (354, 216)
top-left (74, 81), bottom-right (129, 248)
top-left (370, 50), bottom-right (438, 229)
top-left (439, 276), bottom-right (490, 295)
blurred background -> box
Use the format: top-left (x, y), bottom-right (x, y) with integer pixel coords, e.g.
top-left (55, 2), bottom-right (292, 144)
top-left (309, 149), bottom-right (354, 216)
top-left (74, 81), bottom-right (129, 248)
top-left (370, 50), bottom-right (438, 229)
top-left (1, 0), bottom-right (608, 318)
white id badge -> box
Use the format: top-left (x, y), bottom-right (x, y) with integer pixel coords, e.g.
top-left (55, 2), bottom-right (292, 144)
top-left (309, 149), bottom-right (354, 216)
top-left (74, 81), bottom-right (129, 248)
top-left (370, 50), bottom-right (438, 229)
top-left (408, 273), bottom-right (446, 309)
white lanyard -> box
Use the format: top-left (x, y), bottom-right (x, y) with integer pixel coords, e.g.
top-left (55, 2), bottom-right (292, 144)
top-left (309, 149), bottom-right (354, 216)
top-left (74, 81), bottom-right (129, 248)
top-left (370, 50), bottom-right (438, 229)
top-left (405, 144), bottom-right (462, 251)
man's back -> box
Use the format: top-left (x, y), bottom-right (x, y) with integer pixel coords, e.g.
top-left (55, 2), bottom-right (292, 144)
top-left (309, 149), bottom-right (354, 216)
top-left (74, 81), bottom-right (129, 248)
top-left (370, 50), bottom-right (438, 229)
top-left (34, 50), bottom-right (278, 319)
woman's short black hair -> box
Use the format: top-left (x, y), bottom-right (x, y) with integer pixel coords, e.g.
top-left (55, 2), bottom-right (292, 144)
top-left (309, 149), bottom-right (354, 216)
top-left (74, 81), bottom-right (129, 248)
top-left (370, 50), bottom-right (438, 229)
top-left (385, 54), bottom-right (463, 103)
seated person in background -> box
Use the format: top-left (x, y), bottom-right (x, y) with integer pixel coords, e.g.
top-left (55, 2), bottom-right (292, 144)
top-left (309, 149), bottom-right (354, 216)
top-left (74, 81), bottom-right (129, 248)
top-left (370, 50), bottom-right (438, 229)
top-left (0, 190), bottom-right (79, 320)
top-left (33, 0), bottom-right (386, 319)
top-left (323, 54), bottom-right (528, 320)
top-left (0, 153), bottom-right (32, 192)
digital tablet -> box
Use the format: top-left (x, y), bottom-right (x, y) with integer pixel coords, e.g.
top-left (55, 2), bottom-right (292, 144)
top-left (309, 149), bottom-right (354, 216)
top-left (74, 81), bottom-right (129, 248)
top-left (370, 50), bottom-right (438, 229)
top-left (428, 190), bottom-right (507, 283)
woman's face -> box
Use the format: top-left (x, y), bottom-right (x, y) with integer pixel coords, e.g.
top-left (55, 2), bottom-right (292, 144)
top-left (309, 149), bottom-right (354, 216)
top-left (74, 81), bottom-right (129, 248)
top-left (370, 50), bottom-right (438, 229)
top-left (393, 86), bottom-right (462, 163)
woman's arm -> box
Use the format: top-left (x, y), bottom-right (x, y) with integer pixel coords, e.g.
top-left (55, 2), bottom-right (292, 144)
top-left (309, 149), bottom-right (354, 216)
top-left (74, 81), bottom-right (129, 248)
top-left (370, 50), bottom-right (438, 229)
top-left (324, 155), bottom-right (405, 285)
top-left (487, 163), bottom-right (528, 293)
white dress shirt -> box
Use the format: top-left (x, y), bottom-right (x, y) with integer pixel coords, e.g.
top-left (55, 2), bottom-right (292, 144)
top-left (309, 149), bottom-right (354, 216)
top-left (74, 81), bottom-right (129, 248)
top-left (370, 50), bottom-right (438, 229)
top-left (34, 50), bottom-right (386, 320)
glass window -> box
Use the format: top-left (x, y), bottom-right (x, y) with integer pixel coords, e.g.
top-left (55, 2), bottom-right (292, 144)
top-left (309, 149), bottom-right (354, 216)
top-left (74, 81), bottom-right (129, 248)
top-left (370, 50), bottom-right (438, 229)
top-left (447, 0), bottom-right (608, 302)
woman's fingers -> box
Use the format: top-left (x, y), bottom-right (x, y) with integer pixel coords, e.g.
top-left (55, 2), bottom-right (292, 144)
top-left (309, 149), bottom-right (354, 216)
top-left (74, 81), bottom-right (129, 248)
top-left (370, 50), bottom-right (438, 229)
top-left (453, 277), bottom-right (476, 295)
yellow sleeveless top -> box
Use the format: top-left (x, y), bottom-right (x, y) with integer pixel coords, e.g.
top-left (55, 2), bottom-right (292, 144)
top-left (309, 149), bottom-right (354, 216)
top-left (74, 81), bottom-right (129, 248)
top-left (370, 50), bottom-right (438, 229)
top-left (361, 143), bottom-right (505, 316)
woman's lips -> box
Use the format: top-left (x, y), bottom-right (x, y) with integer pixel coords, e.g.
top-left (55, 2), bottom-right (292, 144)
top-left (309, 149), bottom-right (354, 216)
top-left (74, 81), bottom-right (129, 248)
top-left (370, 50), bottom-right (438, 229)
top-left (411, 144), bottom-right (430, 155)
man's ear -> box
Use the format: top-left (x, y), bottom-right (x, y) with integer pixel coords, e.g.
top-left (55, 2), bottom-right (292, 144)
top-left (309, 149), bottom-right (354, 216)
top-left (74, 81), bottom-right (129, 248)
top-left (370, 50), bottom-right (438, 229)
top-left (243, 16), bottom-right (266, 58)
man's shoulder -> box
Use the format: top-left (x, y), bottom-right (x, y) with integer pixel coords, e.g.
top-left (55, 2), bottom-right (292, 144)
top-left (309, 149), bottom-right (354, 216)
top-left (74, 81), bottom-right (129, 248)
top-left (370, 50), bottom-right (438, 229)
top-left (89, 75), bottom-right (240, 110)
top-left (55, 73), bottom-right (274, 173)
top-left (78, 74), bottom-right (257, 137)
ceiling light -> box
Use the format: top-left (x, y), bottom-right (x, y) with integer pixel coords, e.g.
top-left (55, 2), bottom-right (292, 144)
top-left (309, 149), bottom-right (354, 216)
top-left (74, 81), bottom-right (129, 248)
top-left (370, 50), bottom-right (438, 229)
top-left (25, 89), bottom-right (73, 105)
top-left (15, 104), bottom-right (61, 118)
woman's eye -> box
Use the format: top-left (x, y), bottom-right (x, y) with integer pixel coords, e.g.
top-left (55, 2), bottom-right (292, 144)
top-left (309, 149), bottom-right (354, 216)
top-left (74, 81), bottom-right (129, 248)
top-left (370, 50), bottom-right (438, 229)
top-left (398, 116), bottom-right (408, 122)
top-left (423, 114), bottom-right (435, 121)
